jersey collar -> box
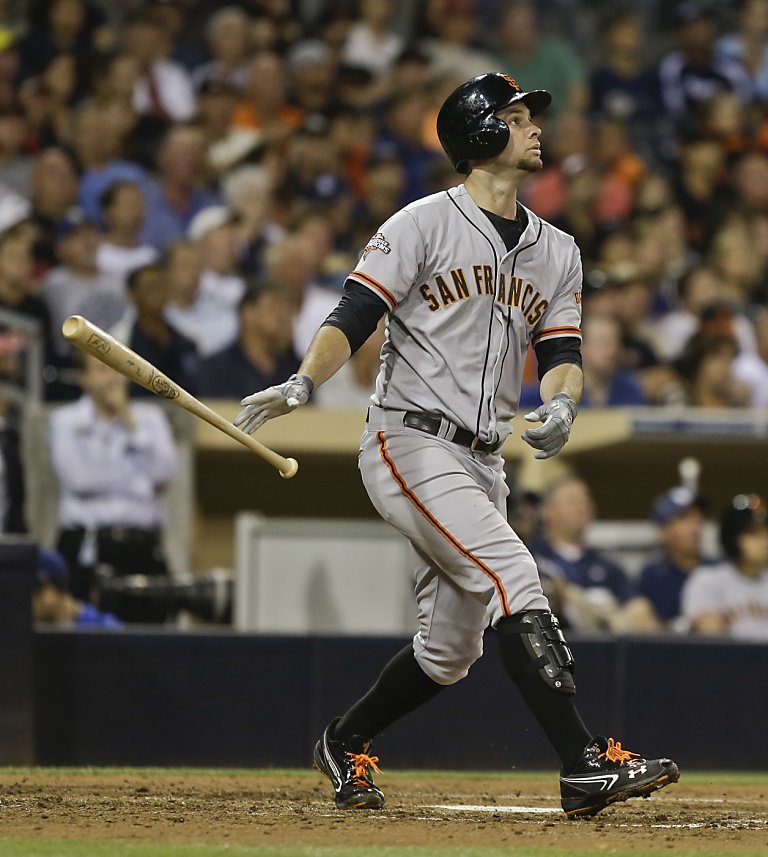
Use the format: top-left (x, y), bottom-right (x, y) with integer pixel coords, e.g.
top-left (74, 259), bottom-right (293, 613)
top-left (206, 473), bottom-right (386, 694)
top-left (450, 184), bottom-right (539, 257)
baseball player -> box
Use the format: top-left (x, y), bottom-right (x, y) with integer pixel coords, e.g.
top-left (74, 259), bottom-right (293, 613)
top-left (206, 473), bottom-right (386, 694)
top-left (235, 73), bottom-right (679, 818)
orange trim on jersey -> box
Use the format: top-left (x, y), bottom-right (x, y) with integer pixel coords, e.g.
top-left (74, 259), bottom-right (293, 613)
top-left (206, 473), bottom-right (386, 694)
top-left (350, 270), bottom-right (397, 308)
top-left (532, 325), bottom-right (582, 344)
top-left (376, 431), bottom-right (511, 617)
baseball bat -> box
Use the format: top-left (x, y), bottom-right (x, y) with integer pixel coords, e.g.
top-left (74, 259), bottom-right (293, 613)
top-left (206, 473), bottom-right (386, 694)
top-left (61, 315), bottom-right (299, 479)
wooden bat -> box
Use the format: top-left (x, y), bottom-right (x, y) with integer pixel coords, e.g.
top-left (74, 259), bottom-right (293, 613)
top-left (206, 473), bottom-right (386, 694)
top-left (61, 315), bottom-right (299, 479)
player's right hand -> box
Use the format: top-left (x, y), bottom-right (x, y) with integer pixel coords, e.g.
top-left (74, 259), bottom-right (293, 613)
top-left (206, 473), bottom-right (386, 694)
top-left (234, 373), bottom-right (314, 435)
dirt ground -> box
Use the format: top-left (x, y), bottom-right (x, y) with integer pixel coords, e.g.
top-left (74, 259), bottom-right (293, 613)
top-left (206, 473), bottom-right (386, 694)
top-left (0, 769), bottom-right (766, 852)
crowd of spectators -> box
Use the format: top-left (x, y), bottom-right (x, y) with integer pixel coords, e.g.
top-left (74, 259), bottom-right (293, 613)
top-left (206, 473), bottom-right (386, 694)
top-left (0, 0), bottom-right (765, 635)
top-left (0, 0), bottom-right (765, 406)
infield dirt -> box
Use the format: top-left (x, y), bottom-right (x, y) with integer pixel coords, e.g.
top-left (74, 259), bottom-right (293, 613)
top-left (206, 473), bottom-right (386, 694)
top-left (0, 769), bottom-right (766, 853)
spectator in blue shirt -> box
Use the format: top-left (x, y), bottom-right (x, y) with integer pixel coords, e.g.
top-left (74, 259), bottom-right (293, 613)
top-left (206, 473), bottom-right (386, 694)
top-left (580, 314), bottom-right (647, 407)
top-left (194, 279), bottom-right (300, 399)
top-left (141, 125), bottom-right (220, 251)
top-left (636, 486), bottom-right (709, 629)
top-left (32, 547), bottom-right (123, 629)
top-left (532, 476), bottom-right (660, 632)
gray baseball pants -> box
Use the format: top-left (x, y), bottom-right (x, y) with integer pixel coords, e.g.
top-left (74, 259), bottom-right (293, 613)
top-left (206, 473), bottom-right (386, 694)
top-left (360, 408), bottom-right (549, 685)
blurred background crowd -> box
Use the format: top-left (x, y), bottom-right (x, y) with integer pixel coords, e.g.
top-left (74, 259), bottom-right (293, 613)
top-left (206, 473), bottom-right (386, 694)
top-left (0, 0), bottom-right (765, 636)
top-left (0, 0), bottom-right (767, 408)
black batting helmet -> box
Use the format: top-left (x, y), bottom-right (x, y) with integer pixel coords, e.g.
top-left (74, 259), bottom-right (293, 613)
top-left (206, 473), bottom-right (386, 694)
top-left (720, 494), bottom-right (768, 561)
top-left (437, 73), bottom-right (551, 174)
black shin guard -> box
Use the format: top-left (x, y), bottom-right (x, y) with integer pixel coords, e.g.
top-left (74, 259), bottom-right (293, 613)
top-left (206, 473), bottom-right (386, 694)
top-left (497, 610), bottom-right (592, 771)
top-left (333, 644), bottom-right (446, 742)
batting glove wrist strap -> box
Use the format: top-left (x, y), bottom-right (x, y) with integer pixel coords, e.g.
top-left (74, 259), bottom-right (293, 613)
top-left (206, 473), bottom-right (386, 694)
top-left (234, 374), bottom-right (314, 435)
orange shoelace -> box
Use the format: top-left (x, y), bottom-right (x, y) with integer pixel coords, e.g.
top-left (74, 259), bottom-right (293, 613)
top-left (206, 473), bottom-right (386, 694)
top-left (599, 738), bottom-right (641, 764)
top-left (346, 751), bottom-right (382, 786)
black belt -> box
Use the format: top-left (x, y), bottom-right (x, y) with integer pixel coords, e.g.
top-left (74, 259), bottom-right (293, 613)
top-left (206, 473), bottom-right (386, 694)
top-left (402, 411), bottom-right (501, 454)
top-left (62, 526), bottom-right (161, 543)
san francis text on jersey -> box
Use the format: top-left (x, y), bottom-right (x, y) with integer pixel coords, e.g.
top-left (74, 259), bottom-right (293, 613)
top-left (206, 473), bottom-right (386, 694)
top-left (419, 266), bottom-right (548, 327)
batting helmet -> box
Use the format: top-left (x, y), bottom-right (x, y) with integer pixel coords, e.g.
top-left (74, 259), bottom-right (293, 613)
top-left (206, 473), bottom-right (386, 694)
top-left (437, 73), bottom-right (552, 175)
top-left (720, 494), bottom-right (768, 561)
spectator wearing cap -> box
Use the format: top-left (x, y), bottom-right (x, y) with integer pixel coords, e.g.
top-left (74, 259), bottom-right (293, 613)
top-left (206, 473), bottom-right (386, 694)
top-left (421, 0), bottom-right (497, 80)
top-left (73, 101), bottom-right (147, 226)
top-left (657, 0), bottom-right (753, 130)
top-left (192, 6), bottom-right (252, 94)
top-left (188, 203), bottom-right (245, 310)
top-left (194, 279), bottom-right (299, 399)
top-left (96, 181), bottom-right (158, 284)
top-left (141, 124), bottom-right (220, 252)
top-left (122, 11), bottom-right (195, 124)
top-left (110, 262), bottom-right (199, 397)
top-left (32, 547), bottom-right (123, 628)
top-left (41, 209), bottom-right (126, 360)
top-left (341, 0), bottom-right (404, 80)
top-left (496, 1), bottom-right (588, 118)
top-left (231, 52), bottom-right (304, 148)
top-left (636, 487), bottom-right (710, 629)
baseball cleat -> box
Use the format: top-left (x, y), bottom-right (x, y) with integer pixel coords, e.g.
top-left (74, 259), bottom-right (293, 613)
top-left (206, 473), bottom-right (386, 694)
top-left (313, 718), bottom-right (385, 810)
top-left (560, 736), bottom-right (679, 819)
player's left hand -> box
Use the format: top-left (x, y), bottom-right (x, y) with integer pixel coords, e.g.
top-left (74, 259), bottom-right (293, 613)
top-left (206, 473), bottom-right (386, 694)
top-left (522, 393), bottom-right (577, 460)
top-left (234, 374), bottom-right (314, 435)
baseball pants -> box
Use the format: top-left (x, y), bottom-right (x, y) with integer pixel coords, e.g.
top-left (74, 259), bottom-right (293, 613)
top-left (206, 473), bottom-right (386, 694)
top-left (360, 411), bottom-right (549, 686)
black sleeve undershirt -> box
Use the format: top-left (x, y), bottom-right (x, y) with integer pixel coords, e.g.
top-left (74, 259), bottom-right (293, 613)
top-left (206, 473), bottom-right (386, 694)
top-left (534, 336), bottom-right (582, 380)
top-left (321, 280), bottom-right (388, 354)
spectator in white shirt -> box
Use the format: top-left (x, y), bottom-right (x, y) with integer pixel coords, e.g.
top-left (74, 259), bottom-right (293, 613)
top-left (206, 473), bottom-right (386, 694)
top-left (123, 10), bottom-right (195, 124)
top-left (50, 352), bottom-right (178, 601)
top-left (164, 239), bottom-right (237, 357)
top-left (96, 181), bottom-right (158, 283)
top-left (188, 204), bottom-right (245, 310)
top-left (683, 494), bottom-right (768, 640)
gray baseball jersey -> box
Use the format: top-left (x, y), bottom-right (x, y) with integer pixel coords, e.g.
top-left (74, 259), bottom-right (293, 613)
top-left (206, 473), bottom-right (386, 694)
top-left (349, 184), bottom-right (583, 445)
top-left (348, 184), bottom-right (583, 685)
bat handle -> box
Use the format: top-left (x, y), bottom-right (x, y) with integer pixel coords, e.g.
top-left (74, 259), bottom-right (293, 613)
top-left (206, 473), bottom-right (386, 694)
top-left (280, 458), bottom-right (299, 479)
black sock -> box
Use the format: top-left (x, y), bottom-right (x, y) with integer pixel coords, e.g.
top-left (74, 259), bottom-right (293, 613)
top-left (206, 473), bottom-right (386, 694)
top-left (333, 644), bottom-right (446, 742)
top-left (496, 621), bottom-right (592, 772)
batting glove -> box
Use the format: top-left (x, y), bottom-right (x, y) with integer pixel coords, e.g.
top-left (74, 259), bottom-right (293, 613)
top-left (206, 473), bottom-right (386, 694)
top-left (234, 374), bottom-right (314, 435)
top-left (521, 393), bottom-right (577, 460)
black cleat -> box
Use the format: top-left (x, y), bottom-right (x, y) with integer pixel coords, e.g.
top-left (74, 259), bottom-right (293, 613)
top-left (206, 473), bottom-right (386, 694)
top-left (313, 718), bottom-right (385, 810)
top-left (560, 736), bottom-right (679, 819)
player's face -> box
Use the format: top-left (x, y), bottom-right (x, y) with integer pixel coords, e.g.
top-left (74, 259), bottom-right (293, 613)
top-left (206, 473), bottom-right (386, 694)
top-left (495, 103), bottom-right (543, 173)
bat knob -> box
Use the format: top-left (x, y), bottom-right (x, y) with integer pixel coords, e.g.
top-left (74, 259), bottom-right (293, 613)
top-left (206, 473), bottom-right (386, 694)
top-left (279, 458), bottom-right (299, 479)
